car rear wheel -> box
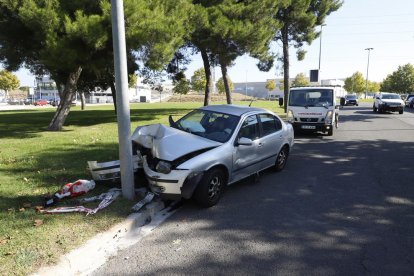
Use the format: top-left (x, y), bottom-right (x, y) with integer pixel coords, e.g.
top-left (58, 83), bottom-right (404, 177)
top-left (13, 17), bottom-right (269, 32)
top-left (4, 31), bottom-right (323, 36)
top-left (193, 168), bottom-right (225, 208)
top-left (274, 146), bottom-right (289, 172)
top-left (399, 110), bottom-right (404, 114)
top-left (373, 105), bottom-right (377, 112)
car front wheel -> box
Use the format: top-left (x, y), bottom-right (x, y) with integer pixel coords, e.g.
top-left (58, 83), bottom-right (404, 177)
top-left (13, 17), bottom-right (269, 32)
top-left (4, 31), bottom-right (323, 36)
top-left (373, 105), bottom-right (377, 112)
top-left (193, 168), bottom-right (225, 208)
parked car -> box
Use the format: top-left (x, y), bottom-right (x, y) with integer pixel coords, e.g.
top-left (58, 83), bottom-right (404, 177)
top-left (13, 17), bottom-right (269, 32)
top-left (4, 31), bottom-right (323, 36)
top-left (50, 99), bottom-right (60, 106)
top-left (33, 99), bottom-right (48, 106)
top-left (7, 99), bottom-right (21, 105)
top-left (407, 97), bottom-right (414, 108)
top-left (373, 92), bottom-right (404, 114)
top-left (343, 94), bottom-right (359, 106)
top-left (23, 98), bottom-right (32, 105)
top-left (404, 94), bottom-right (414, 107)
top-left (130, 105), bottom-right (294, 207)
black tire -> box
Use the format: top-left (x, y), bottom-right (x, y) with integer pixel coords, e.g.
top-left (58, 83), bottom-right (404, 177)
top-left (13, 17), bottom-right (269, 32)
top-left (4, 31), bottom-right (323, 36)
top-left (399, 110), bottom-right (404, 114)
top-left (373, 105), bottom-right (377, 112)
top-left (193, 168), bottom-right (225, 208)
top-left (327, 126), bottom-right (334, 136)
top-left (274, 146), bottom-right (289, 172)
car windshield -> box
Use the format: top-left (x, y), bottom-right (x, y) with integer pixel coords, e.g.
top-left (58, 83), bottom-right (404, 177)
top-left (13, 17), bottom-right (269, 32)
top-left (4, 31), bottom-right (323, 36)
top-left (175, 109), bottom-right (240, 143)
top-left (289, 89), bottom-right (334, 107)
top-left (382, 94), bottom-right (401, 99)
top-left (346, 95), bottom-right (357, 99)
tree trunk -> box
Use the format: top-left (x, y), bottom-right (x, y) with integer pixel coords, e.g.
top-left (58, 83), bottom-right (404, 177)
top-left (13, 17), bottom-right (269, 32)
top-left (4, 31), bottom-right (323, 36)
top-left (220, 62), bottom-right (232, 104)
top-left (200, 48), bottom-right (213, 106)
top-left (110, 82), bottom-right (117, 114)
top-left (282, 26), bottom-right (290, 113)
top-left (80, 92), bottom-right (86, 110)
top-left (48, 66), bottom-right (82, 131)
top-left (56, 82), bottom-right (64, 99)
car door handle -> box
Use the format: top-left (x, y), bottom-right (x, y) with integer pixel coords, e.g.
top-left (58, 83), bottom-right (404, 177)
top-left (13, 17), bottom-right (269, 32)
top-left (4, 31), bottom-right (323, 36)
top-left (258, 143), bottom-right (263, 148)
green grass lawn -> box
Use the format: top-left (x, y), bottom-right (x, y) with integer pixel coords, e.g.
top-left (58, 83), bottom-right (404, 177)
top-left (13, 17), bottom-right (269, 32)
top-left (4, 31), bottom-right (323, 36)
top-left (0, 100), bottom-right (285, 275)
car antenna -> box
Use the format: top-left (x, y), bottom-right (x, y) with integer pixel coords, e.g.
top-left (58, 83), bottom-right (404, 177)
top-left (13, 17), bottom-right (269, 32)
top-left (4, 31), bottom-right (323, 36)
top-left (248, 98), bottom-right (255, 107)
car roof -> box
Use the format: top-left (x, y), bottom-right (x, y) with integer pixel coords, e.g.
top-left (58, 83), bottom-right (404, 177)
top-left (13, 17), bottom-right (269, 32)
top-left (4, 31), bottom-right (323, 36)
top-left (199, 104), bottom-right (266, 116)
top-left (379, 92), bottom-right (398, 95)
top-left (290, 87), bottom-right (334, 90)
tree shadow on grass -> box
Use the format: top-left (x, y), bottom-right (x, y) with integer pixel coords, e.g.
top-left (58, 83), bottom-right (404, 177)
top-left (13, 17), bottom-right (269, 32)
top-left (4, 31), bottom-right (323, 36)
top-left (0, 106), bottom-right (195, 139)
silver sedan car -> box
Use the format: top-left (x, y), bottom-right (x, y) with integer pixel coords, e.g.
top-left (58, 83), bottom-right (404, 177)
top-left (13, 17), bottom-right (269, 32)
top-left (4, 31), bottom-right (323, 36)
top-left (131, 104), bottom-right (294, 207)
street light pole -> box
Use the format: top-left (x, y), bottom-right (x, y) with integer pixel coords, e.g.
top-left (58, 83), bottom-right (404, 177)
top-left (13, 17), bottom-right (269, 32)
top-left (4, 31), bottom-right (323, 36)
top-left (245, 70), bottom-right (248, 99)
top-left (111, 0), bottom-right (135, 200)
top-left (318, 24), bottom-right (326, 83)
top-left (365, 47), bottom-right (374, 99)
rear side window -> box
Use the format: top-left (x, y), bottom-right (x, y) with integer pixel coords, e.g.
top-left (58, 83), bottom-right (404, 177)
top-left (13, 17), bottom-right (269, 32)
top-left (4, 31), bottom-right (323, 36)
top-left (259, 114), bottom-right (282, 137)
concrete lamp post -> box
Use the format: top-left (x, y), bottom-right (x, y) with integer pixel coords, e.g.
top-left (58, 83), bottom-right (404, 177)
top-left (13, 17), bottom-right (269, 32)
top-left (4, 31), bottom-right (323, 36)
top-left (365, 47), bottom-right (374, 99)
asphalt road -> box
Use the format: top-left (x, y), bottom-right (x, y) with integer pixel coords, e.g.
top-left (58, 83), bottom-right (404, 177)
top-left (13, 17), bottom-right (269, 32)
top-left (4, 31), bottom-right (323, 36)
top-left (94, 103), bottom-right (414, 276)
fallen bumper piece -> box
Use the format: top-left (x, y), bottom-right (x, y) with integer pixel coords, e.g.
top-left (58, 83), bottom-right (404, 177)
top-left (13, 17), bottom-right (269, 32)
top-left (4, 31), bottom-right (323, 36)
top-left (131, 192), bottom-right (155, 212)
top-left (87, 156), bottom-right (141, 181)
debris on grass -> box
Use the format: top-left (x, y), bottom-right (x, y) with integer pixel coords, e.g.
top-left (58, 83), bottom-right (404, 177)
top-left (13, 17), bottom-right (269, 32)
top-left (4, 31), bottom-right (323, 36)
top-left (44, 179), bottom-right (95, 207)
top-left (41, 188), bottom-right (121, 215)
top-left (33, 219), bottom-right (43, 227)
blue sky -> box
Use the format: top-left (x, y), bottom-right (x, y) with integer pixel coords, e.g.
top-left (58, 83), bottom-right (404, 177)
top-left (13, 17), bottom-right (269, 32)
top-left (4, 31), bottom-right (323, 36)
top-left (185, 0), bottom-right (414, 84)
top-left (8, 0), bottom-right (414, 86)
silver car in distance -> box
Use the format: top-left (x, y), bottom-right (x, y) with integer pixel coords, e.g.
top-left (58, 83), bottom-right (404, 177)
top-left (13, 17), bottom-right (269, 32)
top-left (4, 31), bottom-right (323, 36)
top-left (131, 104), bottom-right (294, 207)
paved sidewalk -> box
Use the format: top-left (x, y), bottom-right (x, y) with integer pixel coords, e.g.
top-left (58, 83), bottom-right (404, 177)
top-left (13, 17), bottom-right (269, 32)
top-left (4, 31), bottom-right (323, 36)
top-left (32, 199), bottom-right (179, 276)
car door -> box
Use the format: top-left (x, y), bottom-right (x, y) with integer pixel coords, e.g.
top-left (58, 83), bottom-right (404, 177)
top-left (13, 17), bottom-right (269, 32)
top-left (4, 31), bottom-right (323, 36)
top-left (231, 114), bottom-right (261, 182)
top-left (257, 113), bottom-right (284, 169)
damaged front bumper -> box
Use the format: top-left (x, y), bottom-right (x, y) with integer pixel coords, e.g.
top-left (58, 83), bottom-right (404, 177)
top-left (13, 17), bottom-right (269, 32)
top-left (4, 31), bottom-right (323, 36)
top-left (142, 156), bottom-right (204, 200)
top-left (88, 155), bottom-right (205, 200)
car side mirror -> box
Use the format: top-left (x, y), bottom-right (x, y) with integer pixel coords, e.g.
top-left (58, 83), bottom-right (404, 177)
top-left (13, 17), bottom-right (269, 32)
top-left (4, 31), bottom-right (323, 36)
top-left (237, 137), bottom-right (253, 146)
top-left (168, 115), bottom-right (176, 128)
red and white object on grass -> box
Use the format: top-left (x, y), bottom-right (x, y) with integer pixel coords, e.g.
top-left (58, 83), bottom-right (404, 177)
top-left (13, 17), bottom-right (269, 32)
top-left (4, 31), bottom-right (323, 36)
top-left (55, 179), bottom-right (96, 199)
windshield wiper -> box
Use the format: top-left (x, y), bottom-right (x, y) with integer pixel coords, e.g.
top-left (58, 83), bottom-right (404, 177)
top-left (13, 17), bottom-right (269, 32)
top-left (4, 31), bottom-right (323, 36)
top-left (304, 104), bottom-right (315, 108)
top-left (315, 103), bottom-right (329, 109)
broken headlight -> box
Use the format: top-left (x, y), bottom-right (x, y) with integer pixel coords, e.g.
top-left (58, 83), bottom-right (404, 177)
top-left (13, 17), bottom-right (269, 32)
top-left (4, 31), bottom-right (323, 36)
top-left (156, 160), bottom-right (172, 174)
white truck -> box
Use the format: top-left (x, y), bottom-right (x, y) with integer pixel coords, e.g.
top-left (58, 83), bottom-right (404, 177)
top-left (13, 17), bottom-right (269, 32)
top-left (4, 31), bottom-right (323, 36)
top-left (286, 86), bottom-right (343, 136)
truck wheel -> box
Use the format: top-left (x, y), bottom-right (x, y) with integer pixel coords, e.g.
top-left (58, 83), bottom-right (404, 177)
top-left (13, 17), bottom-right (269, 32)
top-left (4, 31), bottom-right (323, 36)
top-left (399, 110), bottom-right (404, 114)
top-left (193, 168), bottom-right (225, 208)
top-left (327, 126), bottom-right (334, 136)
top-left (373, 105), bottom-right (377, 112)
top-left (274, 146), bottom-right (289, 172)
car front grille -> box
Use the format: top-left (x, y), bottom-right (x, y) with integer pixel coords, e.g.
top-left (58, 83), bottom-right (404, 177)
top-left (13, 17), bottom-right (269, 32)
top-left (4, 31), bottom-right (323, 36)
top-left (300, 118), bottom-right (319, 123)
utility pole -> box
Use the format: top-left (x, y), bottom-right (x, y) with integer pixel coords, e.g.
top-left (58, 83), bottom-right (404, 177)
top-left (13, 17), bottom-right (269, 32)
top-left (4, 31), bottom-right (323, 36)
top-left (111, 0), bottom-right (135, 200)
top-left (245, 70), bottom-right (248, 99)
top-left (318, 24), bottom-right (326, 84)
top-left (365, 48), bottom-right (374, 99)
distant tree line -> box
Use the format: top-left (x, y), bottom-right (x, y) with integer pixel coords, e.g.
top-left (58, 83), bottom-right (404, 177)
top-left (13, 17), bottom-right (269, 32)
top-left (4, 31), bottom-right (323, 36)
top-left (343, 63), bottom-right (414, 95)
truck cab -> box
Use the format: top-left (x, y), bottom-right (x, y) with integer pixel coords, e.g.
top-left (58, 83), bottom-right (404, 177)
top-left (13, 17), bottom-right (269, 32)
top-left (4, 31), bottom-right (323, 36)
top-left (286, 87), bottom-right (340, 136)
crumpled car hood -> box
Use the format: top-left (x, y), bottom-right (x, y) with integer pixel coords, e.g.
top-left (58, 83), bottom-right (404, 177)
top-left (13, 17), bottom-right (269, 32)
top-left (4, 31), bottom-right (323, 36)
top-left (131, 124), bottom-right (221, 161)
